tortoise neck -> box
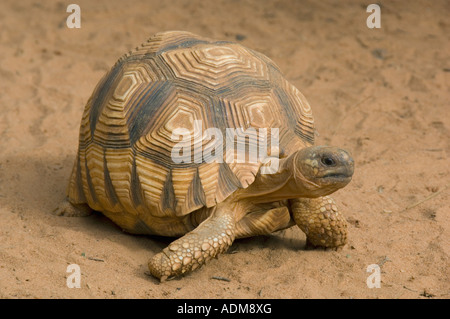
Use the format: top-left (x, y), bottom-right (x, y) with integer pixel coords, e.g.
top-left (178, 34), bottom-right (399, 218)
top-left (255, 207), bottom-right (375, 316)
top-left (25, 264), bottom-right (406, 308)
top-left (232, 152), bottom-right (316, 203)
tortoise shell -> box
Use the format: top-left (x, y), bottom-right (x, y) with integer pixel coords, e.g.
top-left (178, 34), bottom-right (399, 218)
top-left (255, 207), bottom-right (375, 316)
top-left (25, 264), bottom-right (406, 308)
top-left (67, 31), bottom-right (314, 236)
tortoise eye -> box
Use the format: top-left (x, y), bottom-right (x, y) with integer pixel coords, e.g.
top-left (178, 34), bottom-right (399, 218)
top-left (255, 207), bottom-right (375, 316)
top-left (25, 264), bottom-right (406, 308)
top-left (321, 156), bottom-right (336, 166)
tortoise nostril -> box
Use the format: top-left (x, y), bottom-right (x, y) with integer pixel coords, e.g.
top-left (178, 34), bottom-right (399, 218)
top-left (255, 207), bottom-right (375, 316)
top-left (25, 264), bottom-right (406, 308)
top-left (321, 156), bottom-right (335, 166)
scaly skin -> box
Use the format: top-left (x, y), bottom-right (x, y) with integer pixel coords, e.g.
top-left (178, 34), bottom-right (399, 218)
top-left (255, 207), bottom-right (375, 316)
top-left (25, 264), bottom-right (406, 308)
top-left (148, 210), bottom-right (236, 281)
top-left (290, 196), bottom-right (348, 248)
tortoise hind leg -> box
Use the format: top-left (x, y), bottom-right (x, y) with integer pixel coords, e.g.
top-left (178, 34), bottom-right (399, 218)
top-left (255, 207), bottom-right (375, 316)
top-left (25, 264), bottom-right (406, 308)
top-left (289, 196), bottom-right (348, 249)
top-left (234, 206), bottom-right (293, 238)
top-left (54, 156), bottom-right (92, 217)
top-left (148, 203), bottom-right (236, 282)
top-left (53, 199), bottom-right (92, 217)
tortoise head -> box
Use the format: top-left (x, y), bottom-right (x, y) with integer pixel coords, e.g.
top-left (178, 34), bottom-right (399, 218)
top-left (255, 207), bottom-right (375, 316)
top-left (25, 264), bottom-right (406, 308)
top-left (290, 145), bottom-right (354, 196)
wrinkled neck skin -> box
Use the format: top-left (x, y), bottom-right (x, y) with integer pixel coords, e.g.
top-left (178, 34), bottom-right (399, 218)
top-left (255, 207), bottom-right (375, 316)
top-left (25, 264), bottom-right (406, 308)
top-left (232, 152), bottom-right (325, 204)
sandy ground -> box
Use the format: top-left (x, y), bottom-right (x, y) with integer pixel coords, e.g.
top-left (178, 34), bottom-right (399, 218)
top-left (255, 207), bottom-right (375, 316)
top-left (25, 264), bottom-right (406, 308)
top-left (0, 0), bottom-right (449, 299)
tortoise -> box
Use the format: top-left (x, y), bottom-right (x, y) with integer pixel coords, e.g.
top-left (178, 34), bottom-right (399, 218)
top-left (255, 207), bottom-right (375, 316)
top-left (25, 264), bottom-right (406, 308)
top-left (57, 31), bottom-right (354, 281)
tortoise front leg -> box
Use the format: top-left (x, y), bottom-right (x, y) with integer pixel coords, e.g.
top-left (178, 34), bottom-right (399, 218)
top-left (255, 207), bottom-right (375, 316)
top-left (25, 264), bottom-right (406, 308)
top-left (289, 196), bottom-right (348, 249)
top-left (148, 205), bottom-right (236, 281)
